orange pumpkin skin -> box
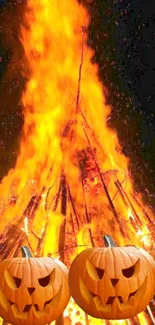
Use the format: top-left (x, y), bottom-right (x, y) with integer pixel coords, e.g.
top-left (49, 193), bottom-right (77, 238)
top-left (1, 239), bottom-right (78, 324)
top-left (0, 247), bottom-right (70, 325)
top-left (69, 235), bottom-right (155, 320)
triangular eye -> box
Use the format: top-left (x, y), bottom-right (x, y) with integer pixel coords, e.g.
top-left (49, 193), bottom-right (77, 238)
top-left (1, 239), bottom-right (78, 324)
top-left (86, 260), bottom-right (104, 280)
top-left (39, 275), bottom-right (50, 287)
top-left (96, 267), bottom-right (104, 279)
top-left (122, 259), bottom-right (140, 278)
top-left (14, 277), bottom-right (22, 288)
top-left (4, 271), bottom-right (22, 290)
top-left (38, 269), bottom-right (55, 287)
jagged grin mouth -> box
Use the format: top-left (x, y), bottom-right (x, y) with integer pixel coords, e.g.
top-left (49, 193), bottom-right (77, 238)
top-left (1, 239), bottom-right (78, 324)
top-left (5, 286), bottom-right (62, 319)
top-left (89, 277), bottom-right (147, 311)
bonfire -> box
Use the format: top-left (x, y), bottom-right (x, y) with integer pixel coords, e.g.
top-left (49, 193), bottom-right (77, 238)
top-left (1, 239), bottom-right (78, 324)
top-left (0, 0), bottom-right (155, 325)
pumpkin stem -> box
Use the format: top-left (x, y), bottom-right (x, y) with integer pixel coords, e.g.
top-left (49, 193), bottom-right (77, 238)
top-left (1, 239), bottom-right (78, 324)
top-left (21, 246), bottom-right (33, 258)
top-left (104, 235), bottom-right (117, 247)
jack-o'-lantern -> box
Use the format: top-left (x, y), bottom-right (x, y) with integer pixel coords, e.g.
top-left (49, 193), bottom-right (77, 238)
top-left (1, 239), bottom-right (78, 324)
top-left (69, 235), bottom-right (155, 319)
top-left (0, 246), bottom-right (70, 325)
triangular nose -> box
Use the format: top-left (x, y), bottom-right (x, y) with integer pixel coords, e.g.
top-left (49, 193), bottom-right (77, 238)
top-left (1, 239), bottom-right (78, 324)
top-left (28, 287), bottom-right (35, 295)
top-left (111, 278), bottom-right (119, 287)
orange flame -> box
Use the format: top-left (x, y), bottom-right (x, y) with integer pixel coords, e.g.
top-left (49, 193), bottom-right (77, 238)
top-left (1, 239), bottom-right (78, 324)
top-left (0, 0), bottom-right (154, 325)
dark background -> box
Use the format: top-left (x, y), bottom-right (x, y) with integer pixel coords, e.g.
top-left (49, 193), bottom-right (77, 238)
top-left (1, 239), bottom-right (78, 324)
top-left (0, 0), bottom-right (155, 208)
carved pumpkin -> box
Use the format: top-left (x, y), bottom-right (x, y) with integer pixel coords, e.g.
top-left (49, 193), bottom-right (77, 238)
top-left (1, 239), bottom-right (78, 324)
top-left (69, 235), bottom-right (155, 319)
top-left (0, 246), bottom-right (70, 325)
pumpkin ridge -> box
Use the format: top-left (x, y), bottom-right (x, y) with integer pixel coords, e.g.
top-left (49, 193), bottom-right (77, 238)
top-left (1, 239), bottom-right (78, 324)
top-left (98, 248), bottom-right (105, 273)
top-left (38, 257), bottom-right (52, 271)
top-left (27, 255), bottom-right (32, 289)
top-left (116, 247), bottom-right (132, 304)
top-left (30, 257), bottom-right (48, 312)
top-left (122, 247), bottom-right (140, 260)
top-left (6, 259), bottom-right (20, 273)
top-left (40, 257), bottom-right (69, 301)
top-left (8, 258), bottom-right (21, 283)
top-left (110, 247), bottom-right (115, 282)
top-left (47, 257), bottom-right (67, 278)
top-left (82, 249), bottom-right (100, 284)
top-left (125, 250), bottom-right (140, 301)
top-left (118, 247), bottom-right (136, 270)
top-left (13, 259), bottom-right (22, 314)
top-left (37, 258), bottom-right (51, 276)
top-left (87, 248), bottom-right (99, 261)
top-left (81, 250), bottom-right (92, 285)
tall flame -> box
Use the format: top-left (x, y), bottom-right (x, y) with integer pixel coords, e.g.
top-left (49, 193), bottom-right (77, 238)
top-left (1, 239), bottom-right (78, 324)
top-left (0, 1), bottom-right (154, 325)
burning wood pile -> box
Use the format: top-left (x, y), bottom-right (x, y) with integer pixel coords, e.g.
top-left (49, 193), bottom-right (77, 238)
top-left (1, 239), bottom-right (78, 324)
top-left (0, 0), bottom-right (155, 325)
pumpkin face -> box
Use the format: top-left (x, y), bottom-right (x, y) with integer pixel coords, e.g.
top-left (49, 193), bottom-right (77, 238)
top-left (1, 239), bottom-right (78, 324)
top-left (0, 247), bottom-right (70, 325)
top-left (69, 236), bottom-right (155, 319)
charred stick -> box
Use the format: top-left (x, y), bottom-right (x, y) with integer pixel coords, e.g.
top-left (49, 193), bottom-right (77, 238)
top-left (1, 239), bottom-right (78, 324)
top-left (115, 179), bottom-right (131, 209)
top-left (0, 224), bottom-right (26, 260)
top-left (56, 174), bottom-right (67, 325)
top-left (70, 212), bottom-right (76, 234)
top-left (80, 170), bottom-right (95, 247)
top-left (112, 173), bottom-right (127, 201)
top-left (45, 179), bottom-right (60, 211)
top-left (53, 179), bottom-right (62, 212)
top-left (13, 238), bottom-right (26, 257)
top-left (146, 305), bottom-right (155, 325)
top-left (7, 179), bottom-right (31, 206)
top-left (132, 194), bottom-right (153, 224)
top-left (25, 235), bottom-right (35, 255)
top-left (75, 26), bottom-right (85, 114)
top-left (33, 180), bottom-right (62, 255)
top-left (61, 175), bottom-right (67, 217)
top-left (58, 174), bottom-right (67, 263)
top-left (35, 225), bottom-right (47, 256)
top-left (80, 108), bottom-right (102, 150)
top-left (19, 188), bottom-right (44, 225)
top-left (31, 230), bottom-right (41, 240)
top-left (131, 317), bottom-right (141, 325)
top-left (82, 126), bottom-right (126, 236)
top-left (67, 182), bottom-right (80, 229)
top-left (115, 179), bottom-right (139, 234)
top-left (68, 26), bottom-right (86, 143)
top-left (85, 313), bottom-right (89, 325)
top-left (116, 179), bottom-right (143, 227)
top-left (83, 126), bottom-right (119, 220)
top-left (50, 244), bottom-right (88, 256)
top-left (81, 174), bottom-right (90, 225)
top-left (36, 199), bottom-right (50, 255)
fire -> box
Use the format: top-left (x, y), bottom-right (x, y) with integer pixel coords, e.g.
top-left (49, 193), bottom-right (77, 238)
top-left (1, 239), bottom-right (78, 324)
top-left (64, 297), bottom-right (133, 325)
top-left (0, 0), bottom-right (155, 325)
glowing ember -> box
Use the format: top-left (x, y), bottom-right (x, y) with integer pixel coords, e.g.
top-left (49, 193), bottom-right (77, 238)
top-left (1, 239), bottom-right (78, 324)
top-left (0, 0), bottom-right (155, 325)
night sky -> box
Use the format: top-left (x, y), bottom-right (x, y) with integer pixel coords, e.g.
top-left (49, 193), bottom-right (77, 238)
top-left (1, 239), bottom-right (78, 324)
top-left (0, 0), bottom-right (155, 208)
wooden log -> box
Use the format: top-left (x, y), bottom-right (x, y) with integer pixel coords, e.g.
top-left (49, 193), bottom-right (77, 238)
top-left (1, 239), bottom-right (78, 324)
top-left (55, 174), bottom-right (67, 325)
